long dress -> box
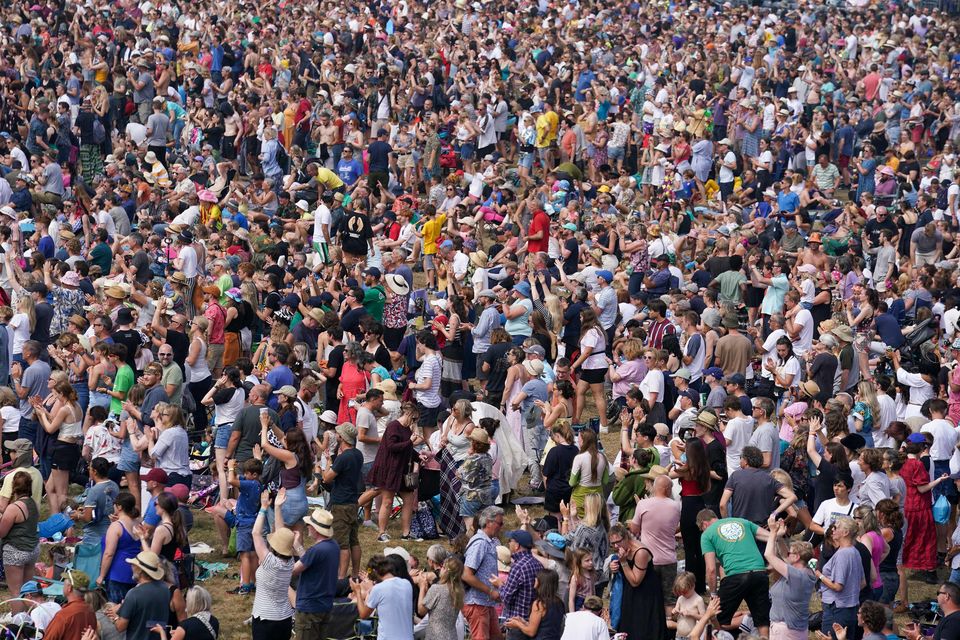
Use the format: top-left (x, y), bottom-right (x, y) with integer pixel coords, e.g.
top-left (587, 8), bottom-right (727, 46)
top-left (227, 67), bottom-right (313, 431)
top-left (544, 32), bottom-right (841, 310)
top-left (617, 547), bottom-right (666, 640)
top-left (337, 360), bottom-right (369, 424)
top-left (504, 369), bottom-right (524, 447)
top-left (901, 457), bottom-right (937, 571)
top-left (436, 447), bottom-right (465, 540)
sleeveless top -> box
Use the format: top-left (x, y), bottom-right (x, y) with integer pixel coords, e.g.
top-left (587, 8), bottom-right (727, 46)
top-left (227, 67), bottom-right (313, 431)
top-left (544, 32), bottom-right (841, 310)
top-left (59, 407), bottom-right (83, 440)
top-left (866, 530), bottom-right (885, 588)
top-left (185, 338), bottom-right (212, 382)
top-left (879, 527), bottom-right (903, 573)
top-left (4, 497), bottom-right (38, 552)
top-left (534, 601), bottom-right (566, 640)
top-left (158, 522), bottom-right (180, 563)
top-left (280, 454), bottom-right (303, 490)
top-left (105, 521), bottom-right (140, 583)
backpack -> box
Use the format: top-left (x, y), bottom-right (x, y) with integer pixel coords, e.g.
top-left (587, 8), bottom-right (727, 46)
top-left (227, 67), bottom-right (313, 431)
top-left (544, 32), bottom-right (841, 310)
top-left (275, 142), bottom-right (290, 174)
top-left (937, 185), bottom-right (950, 211)
top-left (92, 119), bottom-right (106, 145)
top-left (733, 150), bottom-right (744, 175)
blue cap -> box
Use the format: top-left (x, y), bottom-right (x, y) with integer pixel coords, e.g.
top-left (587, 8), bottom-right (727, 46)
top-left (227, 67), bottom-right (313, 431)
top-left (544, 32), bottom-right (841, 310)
top-left (907, 433), bottom-right (927, 444)
top-left (513, 281), bottom-right (532, 297)
top-left (281, 293), bottom-right (301, 308)
top-left (562, 223), bottom-right (577, 231)
top-left (439, 239), bottom-right (455, 250)
top-left (703, 367), bottom-right (724, 379)
top-left (596, 270), bottom-right (614, 282)
top-left (20, 581), bottom-right (42, 596)
top-left (506, 530), bottom-right (534, 548)
top-left (545, 532), bottom-right (566, 548)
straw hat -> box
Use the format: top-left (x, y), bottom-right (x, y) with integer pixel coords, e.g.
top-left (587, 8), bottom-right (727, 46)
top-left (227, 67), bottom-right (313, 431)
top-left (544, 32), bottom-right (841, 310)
top-left (267, 527), bottom-right (295, 556)
top-left (302, 508), bottom-right (334, 536)
top-left (126, 550), bottom-right (165, 581)
top-left (104, 285), bottom-right (128, 300)
top-left (497, 546), bottom-right (512, 573)
top-left (385, 274), bottom-right (410, 296)
top-left (375, 379), bottom-right (398, 401)
top-left (469, 251), bottom-right (488, 268)
top-left (144, 150), bottom-right (159, 165)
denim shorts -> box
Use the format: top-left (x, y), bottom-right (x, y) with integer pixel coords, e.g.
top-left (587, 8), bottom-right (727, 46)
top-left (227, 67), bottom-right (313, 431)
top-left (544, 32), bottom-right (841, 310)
top-left (460, 143), bottom-right (475, 160)
top-left (236, 523), bottom-right (254, 553)
top-left (459, 493), bottom-right (490, 517)
top-left (214, 424), bottom-right (232, 449)
top-left (519, 152), bottom-right (534, 169)
top-left (608, 145), bottom-right (625, 160)
top-left (117, 439), bottom-right (140, 473)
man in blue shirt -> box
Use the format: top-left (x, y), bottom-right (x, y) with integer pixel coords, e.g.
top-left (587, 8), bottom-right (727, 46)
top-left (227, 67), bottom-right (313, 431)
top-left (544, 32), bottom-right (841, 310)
top-left (366, 129), bottom-right (393, 197)
top-left (463, 506), bottom-right (505, 640)
top-left (294, 508), bottom-right (340, 639)
top-left (336, 146), bottom-right (364, 186)
top-left (776, 182), bottom-right (800, 215)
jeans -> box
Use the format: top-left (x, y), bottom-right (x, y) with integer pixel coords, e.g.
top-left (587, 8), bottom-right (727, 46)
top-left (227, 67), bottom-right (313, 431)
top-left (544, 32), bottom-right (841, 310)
top-left (821, 602), bottom-right (858, 640)
top-left (107, 580), bottom-right (134, 604)
top-left (879, 569), bottom-right (900, 604)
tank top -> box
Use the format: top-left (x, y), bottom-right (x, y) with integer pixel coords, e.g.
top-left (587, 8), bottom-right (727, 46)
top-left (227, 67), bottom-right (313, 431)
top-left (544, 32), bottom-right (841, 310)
top-left (4, 498), bottom-right (38, 552)
top-left (280, 455), bottom-right (303, 490)
top-left (105, 521), bottom-right (140, 583)
top-left (185, 338), bottom-right (212, 382)
top-left (866, 530), bottom-right (884, 588)
top-left (879, 527), bottom-right (902, 573)
top-left (534, 601), bottom-right (566, 640)
top-left (59, 407), bottom-right (83, 440)
top-left (215, 388), bottom-right (246, 426)
top-left (158, 522), bottom-right (180, 563)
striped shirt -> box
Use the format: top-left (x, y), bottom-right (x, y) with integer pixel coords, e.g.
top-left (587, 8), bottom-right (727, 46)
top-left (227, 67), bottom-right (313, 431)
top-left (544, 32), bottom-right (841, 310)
top-left (414, 353), bottom-right (442, 408)
top-left (252, 552), bottom-right (295, 621)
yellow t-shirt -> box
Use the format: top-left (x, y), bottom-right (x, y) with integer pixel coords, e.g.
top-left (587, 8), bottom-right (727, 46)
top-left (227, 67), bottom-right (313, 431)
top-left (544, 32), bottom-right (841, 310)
top-left (422, 213), bottom-right (447, 255)
top-left (536, 111), bottom-right (560, 148)
top-left (316, 167), bottom-right (345, 191)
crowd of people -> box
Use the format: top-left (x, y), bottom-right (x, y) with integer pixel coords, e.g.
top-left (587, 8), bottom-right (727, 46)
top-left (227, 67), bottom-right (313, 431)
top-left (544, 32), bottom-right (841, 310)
top-left (7, 0), bottom-right (960, 638)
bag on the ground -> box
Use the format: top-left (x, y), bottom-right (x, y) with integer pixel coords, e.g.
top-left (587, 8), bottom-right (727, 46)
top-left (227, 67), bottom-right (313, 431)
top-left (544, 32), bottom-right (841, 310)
top-left (410, 501), bottom-right (439, 540)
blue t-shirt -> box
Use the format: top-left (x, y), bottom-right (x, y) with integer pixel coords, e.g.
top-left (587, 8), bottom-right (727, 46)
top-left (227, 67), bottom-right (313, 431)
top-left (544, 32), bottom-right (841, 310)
top-left (143, 494), bottom-right (160, 527)
top-left (367, 141), bottom-right (392, 173)
top-left (337, 159), bottom-right (364, 186)
top-left (82, 479), bottom-right (120, 545)
top-left (38, 235), bottom-right (54, 259)
top-left (266, 365), bottom-right (295, 391)
top-left (296, 538), bottom-right (340, 613)
top-left (236, 478), bottom-right (262, 527)
top-left (874, 312), bottom-right (905, 349)
top-left (777, 191), bottom-right (800, 214)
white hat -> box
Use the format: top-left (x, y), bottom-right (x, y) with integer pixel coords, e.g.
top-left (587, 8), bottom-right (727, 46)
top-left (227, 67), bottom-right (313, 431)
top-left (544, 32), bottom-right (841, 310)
top-left (296, 200), bottom-right (310, 212)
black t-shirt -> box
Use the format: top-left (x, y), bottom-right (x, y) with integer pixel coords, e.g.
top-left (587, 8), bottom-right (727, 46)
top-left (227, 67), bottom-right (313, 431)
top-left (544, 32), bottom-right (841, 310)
top-left (164, 330), bottom-right (190, 375)
top-left (324, 344), bottom-right (345, 405)
top-left (562, 238), bottom-right (579, 275)
top-left (809, 352), bottom-right (838, 398)
top-left (542, 443), bottom-right (578, 496)
top-left (864, 217), bottom-right (897, 249)
top-left (341, 307), bottom-right (369, 342)
top-left (132, 250), bottom-right (151, 284)
top-left (704, 256), bottom-right (732, 279)
top-left (330, 446), bottom-right (364, 504)
top-left (112, 328), bottom-right (143, 373)
top-left (32, 302), bottom-right (52, 346)
top-left (936, 611), bottom-right (960, 640)
top-left (178, 614), bottom-right (219, 640)
top-left (481, 342), bottom-right (512, 394)
top-left (340, 212), bottom-right (372, 257)
top-left (562, 302), bottom-right (585, 345)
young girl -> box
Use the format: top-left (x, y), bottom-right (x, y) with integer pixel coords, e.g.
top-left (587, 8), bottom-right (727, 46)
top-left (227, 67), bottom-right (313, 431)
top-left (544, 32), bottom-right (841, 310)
top-left (567, 548), bottom-right (595, 612)
top-left (671, 571), bottom-right (706, 639)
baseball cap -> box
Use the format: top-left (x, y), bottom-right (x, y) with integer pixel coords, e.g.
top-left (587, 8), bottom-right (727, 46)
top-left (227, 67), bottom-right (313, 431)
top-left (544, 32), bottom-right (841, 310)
top-left (672, 368), bottom-right (691, 380)
top-left (523, 344), bottom-right (547, 358)
top-left (506, 530), bottom-right (534, 548)
top-left (703, 367), bottom-right (724, 379)
top-left (907, 433), bottom-right (928, 444)
top-left (596, 270), bottom-right (614, 282)
top-left (724, 373), bottom-right (746, 386)
top-left (140, 468), bottom-right (168, 484)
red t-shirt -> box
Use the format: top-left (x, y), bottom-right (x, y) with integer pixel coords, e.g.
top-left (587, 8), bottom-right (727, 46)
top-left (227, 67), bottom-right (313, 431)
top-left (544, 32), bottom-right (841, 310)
top-left (527, 210), bottom-right (551, 253)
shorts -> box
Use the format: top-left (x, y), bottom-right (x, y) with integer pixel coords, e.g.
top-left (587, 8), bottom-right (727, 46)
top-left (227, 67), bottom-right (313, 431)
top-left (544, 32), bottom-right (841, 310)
top-left (417, 405), bottom-right (440, 430)
top-left (838, 154), bottom-right (851, 170)
top-left (330, 503), bottom-right (360, 549)
top-left (459, 494), bottom-right (488, 517)
top-left (718, 571), bottom-right (770, 628)
top-left (397, 154), bottom-right (414, 169)
top-left (206, 343), bottom-right (225, 374)
top-left (579, 367), bottom-right (606, 385)
top-left (462, 604), bottom-right (502, 640)
top-left (117, 439), bottom-right (141, 473)
top-left (51, 441), bottom-right (81, 471)
top-left (658, 562), bottom-right (678, 606)
top-left (424, 253), bottom-right (436, 271)
top-left (519, 152), bottom-right (534, 169)
top-left (361, 462), bottom-right (375, 488)
top-left (2, 543), bottom-right (39, 568)
top-left (214, 424), bottom-right (233, 449)
top-left (608, 145), bottom-right (625, 161)
top-left (294, 611), bottom-right (331, 640)
top-left (460, 143), bottom-right (476, 161)
top-left (770, 621), bottom-right (809, 640)
top-left (236, 523), bottom-right (254, 553)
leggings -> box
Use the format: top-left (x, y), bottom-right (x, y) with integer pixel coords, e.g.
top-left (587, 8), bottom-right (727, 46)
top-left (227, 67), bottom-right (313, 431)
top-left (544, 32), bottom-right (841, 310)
top-left (252, 616), bottom-right (293, 640)
top-left (188, 378), bottom-right (214, 431)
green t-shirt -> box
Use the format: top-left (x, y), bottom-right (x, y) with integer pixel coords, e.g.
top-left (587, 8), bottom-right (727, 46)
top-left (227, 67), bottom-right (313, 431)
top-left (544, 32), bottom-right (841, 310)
top-left (110, 364), bottom-right (135, 415)
top-left (714, 270), bottom-right (747, 304)
top-left (362, 284), bottom-right (386, 323)
top-left (89, 242), bottom-right (113, 273)
top-left (700, 517), bottom-right (765, 576)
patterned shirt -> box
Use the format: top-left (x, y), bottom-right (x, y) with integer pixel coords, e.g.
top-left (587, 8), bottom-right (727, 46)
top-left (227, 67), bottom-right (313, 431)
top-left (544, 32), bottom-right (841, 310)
top-left (383, 293), bottom-right (407, 330)
top-left (500, 550), bottom-right (540, 620)
top-left (49, 286), bottom-right (85, 336)
top-left (463, 529), bottom-right (499, 607)
top-left (459, 452), bottom-right (493, 502)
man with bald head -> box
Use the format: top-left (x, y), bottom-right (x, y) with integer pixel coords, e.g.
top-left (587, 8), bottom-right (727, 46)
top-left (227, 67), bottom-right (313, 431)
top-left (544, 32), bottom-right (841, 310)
top-left (226, 384), bottom-right (280, 462)
top-left (631, 471), bottom-right (682, 606)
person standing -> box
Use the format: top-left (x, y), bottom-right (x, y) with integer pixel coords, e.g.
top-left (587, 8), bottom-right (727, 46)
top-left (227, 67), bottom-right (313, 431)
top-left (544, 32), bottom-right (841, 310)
top-left (462, 506), bottom-right (505, 640)
top-left (321, 422), bottom-right (364, 579)
top-left (493, 530), bottom-right (540, 640)
top-left (292, 508), bottom-right (340, 640)
top-left (608, 523), bottom-right (666, 640)
top-left (813, 517), bottom-right (865, 640)
top-left (632, 474), bottom-right (682, 607)
top-left (107, 551), bottom-right (172, 640)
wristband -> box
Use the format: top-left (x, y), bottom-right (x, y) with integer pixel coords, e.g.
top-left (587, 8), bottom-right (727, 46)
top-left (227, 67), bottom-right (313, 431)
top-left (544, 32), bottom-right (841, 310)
top-left (259, 508), bottom-right (268, 515)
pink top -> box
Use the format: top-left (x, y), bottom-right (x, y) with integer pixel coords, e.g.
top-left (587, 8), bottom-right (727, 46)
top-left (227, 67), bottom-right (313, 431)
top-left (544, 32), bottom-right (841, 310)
top-left (632, 496), bottom-right (681, 565)
top-left (612, 359), bottom-right (647, 399)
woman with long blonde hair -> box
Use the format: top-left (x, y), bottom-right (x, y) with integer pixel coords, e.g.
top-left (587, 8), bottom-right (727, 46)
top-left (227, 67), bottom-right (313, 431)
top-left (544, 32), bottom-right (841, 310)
top-left (10, 296), bottom-right (35, 361)
top-left (854, 380), bottom-right (882, 448)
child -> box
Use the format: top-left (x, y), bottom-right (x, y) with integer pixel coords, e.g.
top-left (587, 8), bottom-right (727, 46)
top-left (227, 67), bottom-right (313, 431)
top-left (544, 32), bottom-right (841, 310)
top-left (568, 548), bottom-right (595, 612)
top-left (456, 429), bottom-right (494, 532)
top-left (671, 571), bottom-right (706, 639)
top-left (226, 458), bottom-right (262, 594)
top-left (81, 405), bottom-right (122, 466)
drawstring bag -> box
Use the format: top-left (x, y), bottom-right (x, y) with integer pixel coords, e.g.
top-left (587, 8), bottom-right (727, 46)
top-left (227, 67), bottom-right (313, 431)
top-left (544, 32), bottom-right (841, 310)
top-left (934, 494), bottom-right (951, 524)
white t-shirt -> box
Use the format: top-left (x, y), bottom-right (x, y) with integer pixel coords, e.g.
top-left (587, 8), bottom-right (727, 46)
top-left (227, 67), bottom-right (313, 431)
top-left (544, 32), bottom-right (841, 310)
top-left (9, 313), bottom-right (31, 355)
top-left (96, 209), bottom-right (117, 236)
top-left (312, 204), bottom-right (332, 244)
top-left (178, 245), bottom-right (198, 278)
top-left (922, 418), bottom-right (959, 461)
top-left (722, 416), bottom-right (754, 476)
top-left (561, 611), bottom-right (610, 640)
top-left (0, 405), bottom-right (19, 434)
top-left (812, 497), bottom-right (857, 530)
top-left (760, 328), bottom-right (787, 379)
top-left (792, 309), bottom-right (814, 356)
top-left (719, 151), bottom-right (736, 183)
top-left (638, 369), bottom-right (665, 405)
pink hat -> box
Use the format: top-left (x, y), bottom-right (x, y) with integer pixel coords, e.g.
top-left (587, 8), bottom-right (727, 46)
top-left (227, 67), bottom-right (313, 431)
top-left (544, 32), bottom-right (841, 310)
top-left (197, 189), bottom-right (217, 203)
top-left (60, 271), bottom-right (81, 287)
top-left (783, 402), bottom-right (808, 418)
top-left (878, 165), bottom-right (895, 176)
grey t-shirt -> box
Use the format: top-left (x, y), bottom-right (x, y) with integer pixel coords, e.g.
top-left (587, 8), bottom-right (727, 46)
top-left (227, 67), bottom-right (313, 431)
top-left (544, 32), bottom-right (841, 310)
top-left (19, 360), bottom-right (51, 419)
top-left (726, 467), bottom-right (781, 523)
top-left (749, 421), bottom-right (781, 470)
top-left (117, 579), bottom-right (170, 640)
top-left (145, 112), bottom-right (169, 147)
top-left (770, 565), bottom-right (817, 630)
top-left (356, 406), bottom-right (379, 464)
top-left (133, 71), bottom-right (155, 104)
top-left (423, 583), bottom-right (461, 640)
top-left (911, 227), bottom-right (942, 253)
top-left (82, 479), bottom-right (120, 545)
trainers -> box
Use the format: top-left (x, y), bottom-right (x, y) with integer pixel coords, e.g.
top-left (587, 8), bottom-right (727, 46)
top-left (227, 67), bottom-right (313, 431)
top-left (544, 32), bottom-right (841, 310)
top-left (227, 585), bottom-right (253, 595)
top-left (400, 534), bottom-right (423, 542)
top-left (362, 520), bottom-right (378, 529)
top-left (377, 533), bottom-right (391, 542)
